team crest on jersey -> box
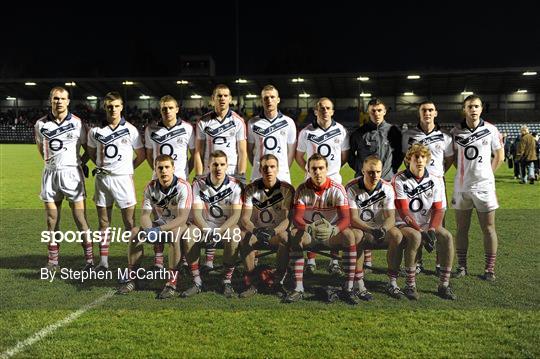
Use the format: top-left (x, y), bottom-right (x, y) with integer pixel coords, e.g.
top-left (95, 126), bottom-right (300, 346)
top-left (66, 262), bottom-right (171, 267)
top-left (40, 123), bottom-right (75, 139)
top-left (121, 138), bottom-right (129, 144)
top-left (204, 122), bottom-right (235, 137)
top-left (455, 129), bottom-right (490, 147)
top-left (151, 128), bottom-right (187, 144)
top-left (403, 180), bottom-right (434, 199)
top-left (482, 139), bottom-right (488, 145)
top-left (95, 128), bottom-right (130, 145)
top-left (253, 120), bottom-right (288, 137)
top-left (307, 128), bottom-right (341, 144)
top-left (66, 132), bottom-right (73, 139)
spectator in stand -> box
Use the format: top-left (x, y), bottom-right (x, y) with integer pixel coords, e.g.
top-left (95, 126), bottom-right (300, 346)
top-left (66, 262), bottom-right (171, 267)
top-left (517, 125), bottom-right (537, 184)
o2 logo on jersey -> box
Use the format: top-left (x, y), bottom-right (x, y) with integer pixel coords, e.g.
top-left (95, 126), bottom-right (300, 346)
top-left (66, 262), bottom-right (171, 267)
top-left (49, 139), bottom-right (63, 151)
top-left (259, 209), bottom-right (274, 224)
top-left (360, 209), bottom-right (374, 222)
top-left (213, 137), bottom-right (231, 147)
top-left (105, 144), bottom-right (119, 158)
top-left (160, 144), bottom-right (177, 160)
top-left (317, 144), bottom-right (335, 160)
top-left (263, 136), bottom-right (281, 153)
top-left (464, 145), bottom-right (483, 162)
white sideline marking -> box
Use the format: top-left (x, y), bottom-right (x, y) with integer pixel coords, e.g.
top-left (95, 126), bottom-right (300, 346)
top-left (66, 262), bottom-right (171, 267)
top-left (1, 290), bottom-right (114, 358)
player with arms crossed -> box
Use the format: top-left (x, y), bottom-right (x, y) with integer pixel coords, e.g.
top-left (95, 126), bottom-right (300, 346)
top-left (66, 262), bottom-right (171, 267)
top-left (286, 154), bottom-right (358, 304)
top-left (144, 95), bottom-right (195, 271)
top-left (116, 155), bottom-right (192, 299)
top-left (393, 144), bottom-right (456, 300)
top-left (247, 85), bottom-right (296, 183)
top-left (296, 98), bottom-right (349, 275)
top-left (35, 86), bottom-right (93, 272)
top-left (87, 91), bottom-right (146, 271)
top-left (402, 100), bottom-right (453, 274)
top-left (346, 155), bottom-right (403, 301)
top-left (238, 154), bottom-right (295, 298)
top-left (181, 150), bottom-right (243, 298)
top-left (451, 95), bottom-right (504, 281)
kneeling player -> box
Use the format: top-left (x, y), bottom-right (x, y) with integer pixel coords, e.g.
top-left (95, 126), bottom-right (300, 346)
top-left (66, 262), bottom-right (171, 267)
top-left (182, 150), bottom-right (243, 298)
top-left (345, 155), bottom-right (403, 300)
top-left (393, 144), bottom-right (456, 300)
top-left (239, 154), bottom-right (295, 298)
top-left (286, 154), bottom-right (357, 304)
top-left (117, 155), bottom-right (192, 299)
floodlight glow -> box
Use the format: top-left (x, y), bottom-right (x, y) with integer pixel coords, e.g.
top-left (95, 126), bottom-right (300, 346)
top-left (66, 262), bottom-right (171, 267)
top-left (357, 76), bottom-right (369, 81)
top-left (407, 75), bottom-right (421, 79)
top-left (191, 94), bottom-right (202, 99)
top-left (65, 82), bottom-right (76, 87)
top-left (299, 93), bottom-right (310, 98)
top-left (522, 71), bottom-right (537, 76)
top-left (122, 81), bottom-right (134, 85)
top-left (360, 92), bottom-right (372, 97)
top-left (6, 96), bottom-right (16, 100)
top-left (176, 80), bottom-right (189, 84)
top-left (139, 95), bottom-right (151, 100)
top-left (403, 92), bottom-right (415, 96)
top-left (516, 89), bottom-right (528, 93)
top-left (245, 94), bottom-right (257, 98)
top-left (25, 82), bottom-right (36, 86)
top-left (461, 91), bottom-right (474, 95)
top-left (235, 78), bottom-right (248, 84)
top-left (87, 96), bottom-right (97, 100)
top-left (292, 78), bottom-right (304, 83)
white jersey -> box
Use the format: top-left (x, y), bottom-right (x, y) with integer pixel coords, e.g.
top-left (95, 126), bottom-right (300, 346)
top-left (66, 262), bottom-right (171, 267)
top-left (243, 178), bottom-right (295, 228)
top-left (34, 112), bottom-right (86, 169)
top-left (402, 124), bottom-right (453, 177)
top-left (451, 119), bottom-right (503, 192)
top-left (196, 109), bottom-right (246, 173)
top-left (294, 178), bottom-right (348, 225)
top-left (87, 118), bottom-right (143, 175)
top-left (346, 177), bottom-right (395, 227)
top-left (142, 176), bottom-right (192, 223)
top-left (392, 169), bottom-right (444, 229)
top-left (145, 120), bottom-right (195, 179)
top-left (247, 112), bottom-right (296, 182)
top-left (297, 120), bottom-right (349, 183)
top-left (192, 175), bottom-right (243, 228)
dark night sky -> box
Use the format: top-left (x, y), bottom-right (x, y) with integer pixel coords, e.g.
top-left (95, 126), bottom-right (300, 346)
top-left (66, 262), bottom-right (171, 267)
top-left (1, 2), bottom-right (539, 78)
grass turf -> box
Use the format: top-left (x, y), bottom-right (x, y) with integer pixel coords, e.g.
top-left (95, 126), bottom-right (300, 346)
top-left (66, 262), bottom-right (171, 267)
top-left (0, 144), bottom-right (539, 357)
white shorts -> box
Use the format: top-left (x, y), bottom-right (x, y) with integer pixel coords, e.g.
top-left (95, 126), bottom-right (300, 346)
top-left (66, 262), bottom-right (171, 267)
top-left (40, 167), bottom-right (86, 203)
top-left (94, 174), bottom-right (137, 209)
top-left (451, 191), bottom-right (499, 212)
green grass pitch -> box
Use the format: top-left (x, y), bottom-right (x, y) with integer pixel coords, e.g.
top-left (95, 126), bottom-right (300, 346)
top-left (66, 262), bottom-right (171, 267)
top-left (0, 144), bottom-right (539, 357)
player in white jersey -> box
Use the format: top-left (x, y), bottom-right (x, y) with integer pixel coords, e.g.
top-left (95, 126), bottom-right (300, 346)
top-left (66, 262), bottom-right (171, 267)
top-left (346, 155), bottom-right (403, 301)
top-left (145, 95), bottom-right (195, 180)
top-left (285, 154), bottom-right (358, 304)
top-left (238, 154), bottom-right (295, 298)
top-left (450, 95), bottom-right (504, 281)
top-left (35, 86), bottom-right (93, 272)
top-left (181, 151), bottom-right (243, 298)
top-left (402, 101), bottom-right (454, 273)
top-left (87, 92), bottom-right (146, 272)
top-left (116, 155), bottom-right (192, 299)
top-left (296, 98), bottom-right (349, 274)
top-left (194, 84), bottom-right (247, 179)
top-left (247, 85), bottom-right (296, 183)
top-left (393, 144), bottom-right (456, 300)
top-left (144, 95), bottom-right (195, 270)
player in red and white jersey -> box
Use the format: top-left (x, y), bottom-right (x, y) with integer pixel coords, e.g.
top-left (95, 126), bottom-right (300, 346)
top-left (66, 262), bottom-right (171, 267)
top-left (247, 85), bottom-right (296, 183)
top-left (450, 95), bottom-right (504, 281)
top-left (402, 101), bottom-right (454, 273)
top-left (194, 84), bottom-right (247, 179)
top-left (296, 98), bottom-right (349, 273)
top-left (393, 144), bottom-right (456, 300)
top-left (35, 86), bottom-right (93, 272)
top-left (87, 92), bottom-right (146, 272)
top-left (144, 95), bottom-right (195, 180)
top-left (116, 155), bottom-right (192, 299)
top-left (284, 154), bottom-right (358, 304)
top-left (345, 155), bottom-right (403, 301)
top-left (238, 154), bottom-right (295, 298)
top-left (181, 151), bottom-right (243, 298)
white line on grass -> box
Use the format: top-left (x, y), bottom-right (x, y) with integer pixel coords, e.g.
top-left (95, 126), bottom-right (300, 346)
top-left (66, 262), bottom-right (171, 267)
top-left (1, 290), bottom-right (115, 358)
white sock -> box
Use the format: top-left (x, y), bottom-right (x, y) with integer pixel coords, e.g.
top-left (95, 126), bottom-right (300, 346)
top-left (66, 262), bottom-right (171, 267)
top-left (307, 258), bottom-right (316, 266)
